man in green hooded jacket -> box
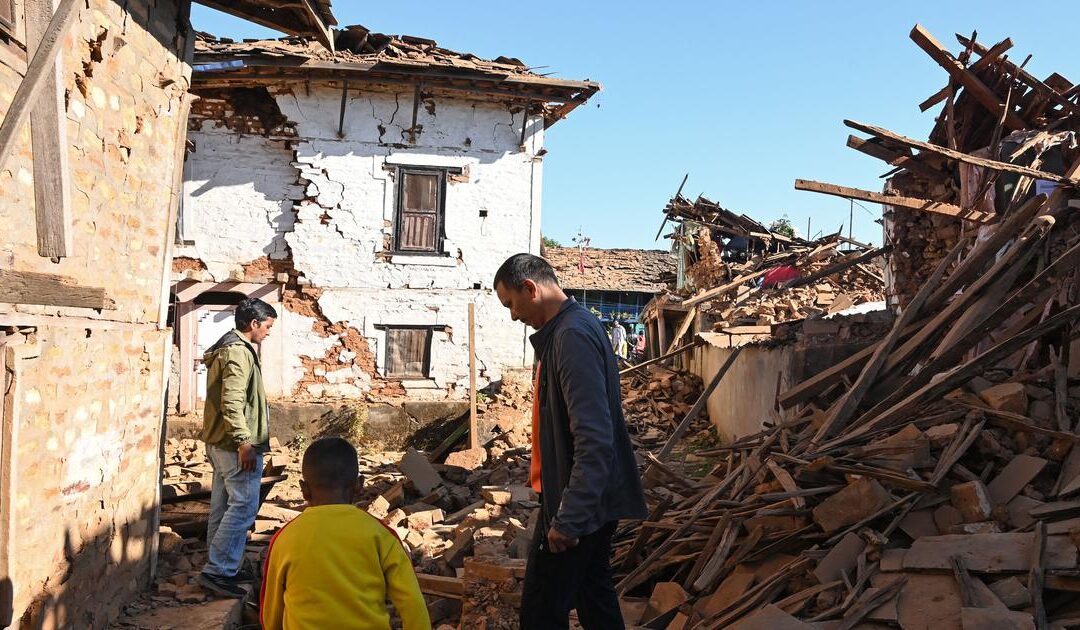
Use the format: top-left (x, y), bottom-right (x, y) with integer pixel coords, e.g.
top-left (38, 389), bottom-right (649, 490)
top-left (198, 297), bottom-right (276, 598)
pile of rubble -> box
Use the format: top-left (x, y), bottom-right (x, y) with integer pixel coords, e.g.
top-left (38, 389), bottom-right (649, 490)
top-left (622, 365), bottom-right (706, 450)
top-left (666, 217), bottom-right (886, 338)
top-left (607, 25), bottom-right (1080, 628)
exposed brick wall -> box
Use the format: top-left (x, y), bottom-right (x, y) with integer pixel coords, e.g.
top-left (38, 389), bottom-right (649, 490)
top-left (0, 0), bottom-right (191, 626)
top-left (0, 0), bottom-right (190, 325)
top-left (8, 326), bottom-right (169, 628)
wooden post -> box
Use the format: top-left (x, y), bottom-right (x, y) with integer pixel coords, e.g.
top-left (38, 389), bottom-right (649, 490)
top-left (26, 0), bottom-right (72, 259)
top-left (0, 0), bottom-right (81, 174)
top-left (468, 302), bottom-right (478, 450)
top-left (0, 344), bottom-right (14, 628)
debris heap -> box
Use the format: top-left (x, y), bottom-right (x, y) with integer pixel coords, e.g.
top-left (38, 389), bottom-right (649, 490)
top-left (659, 199), bottom-right (887, 341)
top-left (612, 24), bottom-right (1080, 628)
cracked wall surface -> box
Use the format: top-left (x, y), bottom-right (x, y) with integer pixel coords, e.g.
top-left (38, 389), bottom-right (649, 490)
top-left (0, 0), bottom-right (190, 626)
top-left (181, 85), bottom-right (544, 400)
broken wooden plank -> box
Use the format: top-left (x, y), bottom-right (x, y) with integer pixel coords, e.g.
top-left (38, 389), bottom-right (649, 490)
top-left (683, 269), bottom-right (771, 308)
top-left (619, 337), bottom-right (703, 376)
top-left (957, 33), bottom-right (1080, 117)
top-left (795, 179), bottom-right (993, 222)
top-left (846, 134), bottom-right (945, 180)
top-left (0, 0), bottom-right (82, 174)
top-left (813, 532), bottom-right (865, 584)
top-left (845, 120), bottom-right (1079, 185)
top-left (0, 269), bottom-right (114, 309)
top-left (909, 24), bottom-right (1027, 130)
top-left (919, 37), bottom-right (1014, 111)
top-left (960, 607), bottom-right (1035, 630)
top-left (26, 0), bottom-right (73, 259)
top-left (987, 455), bottom-right (1048, 505)
top-left (902, 533), bottom-right (1077, 573)
top-left (1030, 521), bottom-right (1047, 629)
top-left (416, 573), bottom-right (463, 600)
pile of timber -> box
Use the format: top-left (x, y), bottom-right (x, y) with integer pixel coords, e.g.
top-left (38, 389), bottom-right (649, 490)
top-left (611, 28), bottom-right (1080, 623)
top-left (674, 227), bottom-right (886, 343)
top-left (795, 24), bottom-right (1080, 308)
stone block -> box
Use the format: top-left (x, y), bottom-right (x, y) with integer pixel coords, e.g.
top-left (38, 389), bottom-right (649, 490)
top-left (444, 447), bottom-right (487, 470)
top-left (978, 382), bottom-right (1028, 414)
top-left (951, 480), bottom-right (993, 523)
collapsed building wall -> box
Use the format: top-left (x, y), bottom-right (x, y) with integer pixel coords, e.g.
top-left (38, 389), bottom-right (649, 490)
top-left (0, 0), bottom-right (192, 625)
top-left (174, 84), bottom-right (542, 406)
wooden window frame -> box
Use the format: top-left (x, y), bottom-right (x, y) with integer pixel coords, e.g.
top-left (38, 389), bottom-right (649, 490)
top-left (391, 166), bottom-right (457, 256)
top-left (0, 0), bottom-right (16, 37)
top-left (376, 325), bottom-right (446, 380)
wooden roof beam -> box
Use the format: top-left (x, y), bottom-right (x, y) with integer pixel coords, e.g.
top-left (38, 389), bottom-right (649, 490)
top-left (794, 179), bottom-right (994, 223)
top-left (845, 120), bottom-right (1080, 185)
top-left (846, 135), bottom-right (945, 180)
top-left (909, 24), bottom-right (1027, 130)
top-left (918, 36), bottom-right (1013, 112)
top-left (194, 1), bottom-right (335, 51)
top-left (956, 33), bottom-right (1080, 117)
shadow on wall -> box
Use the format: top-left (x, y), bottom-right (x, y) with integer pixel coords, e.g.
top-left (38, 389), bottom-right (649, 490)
top-left (15, 502), bottom-right (159, 629)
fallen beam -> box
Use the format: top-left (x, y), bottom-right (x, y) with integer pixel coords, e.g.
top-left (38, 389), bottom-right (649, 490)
top-left (794, 179), bottom-right (993, 223)
top-left (909, 24), bottom-right (1027, 130)
top-left (0, 269), bottom-right (114, 310)
top-left (918, 37), bottom-right (1014, 112)
top-left (844, 121), bottom-right (1080, 186)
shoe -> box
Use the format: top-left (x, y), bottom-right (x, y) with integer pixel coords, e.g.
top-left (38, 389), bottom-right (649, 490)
top-left (198, 572), bottom-right (248, 598)
top-left (233, 566), bottom-right (256, 583)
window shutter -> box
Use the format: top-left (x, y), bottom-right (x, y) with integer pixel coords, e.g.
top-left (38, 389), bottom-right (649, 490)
top-left (386, 328), bottom-right (431, 378)
top-left (397, 171), bottom-right (439, 252)
top-left (0, 0), bottom-right (13, 31)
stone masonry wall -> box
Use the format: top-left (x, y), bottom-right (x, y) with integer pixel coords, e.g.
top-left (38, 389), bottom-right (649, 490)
top-left (0, 0), bottom-right (190, 626)
top-left (6, 326), bottom-right (169, 628)
top-left (179, 85), bottom-right (543, 401)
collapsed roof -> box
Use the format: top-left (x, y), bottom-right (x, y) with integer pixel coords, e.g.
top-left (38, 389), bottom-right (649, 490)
top-left (192, 25), bottom-right (601, 128)
top-left (195, 0), bottom-right (337, 51)
top-left (544, 247), bottom-right (676, 294)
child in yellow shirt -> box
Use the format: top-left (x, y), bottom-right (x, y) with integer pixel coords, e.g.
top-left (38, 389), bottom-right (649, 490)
top-left (259, 437), bottom-right (431, 629)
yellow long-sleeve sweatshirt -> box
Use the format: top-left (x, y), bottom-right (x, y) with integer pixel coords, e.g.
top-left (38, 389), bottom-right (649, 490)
top-left (260, 504), bottom-right (431, 630)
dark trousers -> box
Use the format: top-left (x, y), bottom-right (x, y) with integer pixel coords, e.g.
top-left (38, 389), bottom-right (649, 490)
top-left (520, 518), bottom-right (623, 629)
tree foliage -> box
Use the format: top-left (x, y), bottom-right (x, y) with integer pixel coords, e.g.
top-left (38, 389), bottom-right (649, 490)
top-left (769, 216), bottom-right (796, 238)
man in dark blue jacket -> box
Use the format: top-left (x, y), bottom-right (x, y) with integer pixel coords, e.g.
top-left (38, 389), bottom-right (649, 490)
top-left (494, 253), bottom-right (647, 629)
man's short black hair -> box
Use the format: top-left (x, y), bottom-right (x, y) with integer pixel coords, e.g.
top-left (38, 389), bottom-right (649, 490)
top-left (234, 297), bottom-right (277, 330)
top-left (493, 253), bottom-right (559, 290)
top-left (302, 437), bottom-right (359, 491)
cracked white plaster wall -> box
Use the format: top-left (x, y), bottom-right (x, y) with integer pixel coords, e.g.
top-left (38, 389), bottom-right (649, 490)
top-left (184, 86), bottom-right (544, 398)
top-left (180, 122), bottom-right (302, 280)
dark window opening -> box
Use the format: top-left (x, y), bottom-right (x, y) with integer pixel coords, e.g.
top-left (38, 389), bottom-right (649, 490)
top-left (193, 291), bottom-right (247, 306)
top-left (393, 167), bottom-right (449, 254)
top-left (382, 327), bottom-right (433, 379)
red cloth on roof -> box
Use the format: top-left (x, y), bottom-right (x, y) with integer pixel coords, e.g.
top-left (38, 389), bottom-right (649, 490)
top-left (761, 265), bottom-right (801, 288)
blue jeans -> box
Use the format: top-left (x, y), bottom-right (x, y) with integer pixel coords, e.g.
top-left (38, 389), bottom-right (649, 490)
top-left (204, 444), bottom-right (264, 578)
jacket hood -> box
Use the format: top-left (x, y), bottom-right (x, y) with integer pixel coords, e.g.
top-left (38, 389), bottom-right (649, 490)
top-left (203, 329), bottom-right (259, 365)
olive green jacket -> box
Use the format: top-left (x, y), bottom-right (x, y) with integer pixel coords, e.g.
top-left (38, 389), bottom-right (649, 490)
top-left (200, 329), bottom-right (270, 452)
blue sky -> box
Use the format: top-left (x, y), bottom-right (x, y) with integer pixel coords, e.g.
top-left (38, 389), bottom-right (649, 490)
top-left (192, 1), bottom-right (1080, 250)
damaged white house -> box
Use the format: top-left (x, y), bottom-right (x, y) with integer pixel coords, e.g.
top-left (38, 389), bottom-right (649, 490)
top-left (170, 26), bottom-right (599, 411)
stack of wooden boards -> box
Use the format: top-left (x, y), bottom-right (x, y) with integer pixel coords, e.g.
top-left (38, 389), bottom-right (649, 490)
top-left (611, 25), bottom-right (1080, 629)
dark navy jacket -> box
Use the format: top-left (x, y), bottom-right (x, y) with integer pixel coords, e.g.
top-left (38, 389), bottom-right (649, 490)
top-left (530, 298), bottom-right (648, 538)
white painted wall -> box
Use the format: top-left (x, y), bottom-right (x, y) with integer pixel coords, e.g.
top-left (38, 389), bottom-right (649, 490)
top-left (180, 86), bottom-right (544, 399)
